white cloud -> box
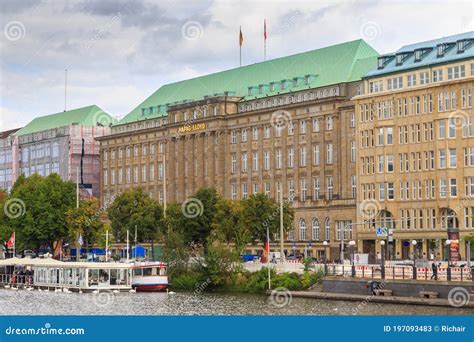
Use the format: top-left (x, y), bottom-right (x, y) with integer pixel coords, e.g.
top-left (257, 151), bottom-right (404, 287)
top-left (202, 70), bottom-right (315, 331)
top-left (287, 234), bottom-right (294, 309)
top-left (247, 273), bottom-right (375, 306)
top-left (0, 0), bottom-right (472, 129)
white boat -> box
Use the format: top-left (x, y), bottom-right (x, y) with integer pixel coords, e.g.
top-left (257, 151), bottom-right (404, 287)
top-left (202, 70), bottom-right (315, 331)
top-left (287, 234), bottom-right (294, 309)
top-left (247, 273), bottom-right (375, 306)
top-left (131, 262), bottom-right (169, 292)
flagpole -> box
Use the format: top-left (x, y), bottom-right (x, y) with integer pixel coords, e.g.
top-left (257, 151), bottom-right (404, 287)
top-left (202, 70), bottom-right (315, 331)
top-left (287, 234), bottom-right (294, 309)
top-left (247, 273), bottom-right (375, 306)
top-left (13, 231), bottom-right (15, 257)
top-left (264, 19), bottom-right (267, 61)
top-left (267, 226), bottom-right (271, 290)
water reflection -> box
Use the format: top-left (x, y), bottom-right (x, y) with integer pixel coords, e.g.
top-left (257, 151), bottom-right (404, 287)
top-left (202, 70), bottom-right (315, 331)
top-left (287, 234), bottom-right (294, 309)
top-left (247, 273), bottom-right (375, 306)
top-left (0, 289), bottom-right (471, 316)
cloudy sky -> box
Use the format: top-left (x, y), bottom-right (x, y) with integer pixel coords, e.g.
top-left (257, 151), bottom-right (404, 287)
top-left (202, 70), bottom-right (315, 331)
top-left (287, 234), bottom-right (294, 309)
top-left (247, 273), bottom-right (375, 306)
top-left (0, 0), bottom-right (472, 130)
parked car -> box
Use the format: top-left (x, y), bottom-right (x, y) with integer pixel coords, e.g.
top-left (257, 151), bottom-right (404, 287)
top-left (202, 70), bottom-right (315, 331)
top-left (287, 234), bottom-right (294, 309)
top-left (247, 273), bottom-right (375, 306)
top-left (19, 250), bottom-right (37, 258)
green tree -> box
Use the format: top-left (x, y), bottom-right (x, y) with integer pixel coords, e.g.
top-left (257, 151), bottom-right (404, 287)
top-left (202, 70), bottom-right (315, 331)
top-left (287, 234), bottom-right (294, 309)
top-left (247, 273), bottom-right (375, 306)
top-left (108, 188), bottom-right (165, 253)
top-left (211, 198), bottom-right (250, 255)
top-left (66, 198), bottom-right (105, 249)
top-left (242, 193), bottom-right (294, 245)
top-left (4, 173), bottom-right (75, 250)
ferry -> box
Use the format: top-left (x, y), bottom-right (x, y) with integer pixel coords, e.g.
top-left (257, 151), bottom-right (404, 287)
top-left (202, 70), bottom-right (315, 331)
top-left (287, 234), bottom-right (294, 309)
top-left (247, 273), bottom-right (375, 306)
top-left (131, 262), bottom-right (169, 292)
top-left (0, 257), bottom-right (168, 293)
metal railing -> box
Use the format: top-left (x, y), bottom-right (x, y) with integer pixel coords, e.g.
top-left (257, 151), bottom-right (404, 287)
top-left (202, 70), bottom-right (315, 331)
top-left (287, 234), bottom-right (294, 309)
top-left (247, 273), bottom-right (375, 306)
top-left (324, 264), bottom-right (474, 282)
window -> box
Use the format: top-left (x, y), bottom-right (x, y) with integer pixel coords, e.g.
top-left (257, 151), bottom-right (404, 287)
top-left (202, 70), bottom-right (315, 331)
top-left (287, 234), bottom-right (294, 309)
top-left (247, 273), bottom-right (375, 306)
top-left (264, 151), bottom-right (270, 170)
top-left (299, 219), bottom-right (306, 241)
top-left (438, 120), bottom-right (446, 139)
top-left (288, 147), bottom-right (294, 168)
top-left (252, 127), bottom-right (259, 140)
top-left (326, 176), bottom-right (334, 200)
top-left (241, 129), bottom-right (248, 142)
top-left (407, 74), bottom-right (416, 87)
top-left (433, 69), bottom-right (443, 82)
top-left (252, 151), bottom-right (259, 171)
top-left (448, 118), bottom-right (456, 138)
top-left (231, 130), bottom-right (237, 144)
top-left (52, 143), bottom-right (59, 158)
top-left (351, 175), bottom-right (356, 198)
top-left (419, 72), bottom-right (429, 85)
top-left (350, 113), bottom-right (355, 128)
top-left (312, 118), bottom-right (320, 132)
top-left (242, 183), bottom-right (248, 199)
top-left (326, 143), bottom-right (333, 164)
top-left (300, 146), bottom-right (307, 167)
top-left (264, 126), bottom-right (270, 139)
top-left (388, 182), bottom-right (394, 200)
top-left (313, 144), bottom-right (320, 165)
top-left (448, 65), bottom-right (465, 79)
top-left (276, 149), bottom-right (282, 169)
top-left (450, 178), bottom-right (457, 197)
top-left (231, 154), bottom-right (237, 174)
top-left (313, 177), bottom-right (320, 199)
top-left (241, 153), bottom-right (248, 172)
top-left (439, 149), bottom-right (446, 168)
top-left (440, 178), bottom-right (447, 197)
top-left (326, 116), bottom-right (333, 130)
top-left (312, 219), bottom-right (320, 241)
top-left (377, 127), bottom-right (384, 145)
top-left (464, 147), bottom-right (474, 166)
top-left (300, 120), bottom-right (307, 134)
top-left (350, 141), bottom-right (356, 162)
top-left (386, 127), bottom-right (393, 145)
top-left (379, 182), bottom-right (385, 200)
top-left (449, 148), bottom-right (457, 168)
top-left (300, 179), bottom-right (307, 201)
top-left (231, 183), bottom-right (237, 200)
top-left (133, 166), bottom-right (138, 183)
top-left (377, 155), bottom-right (384, 173)
top-left (387, 155), bottom-right (394, 172)
top-left (325, 218), bottom-right (331, 241)
top-left (141, 165), bottom-right (146, 182)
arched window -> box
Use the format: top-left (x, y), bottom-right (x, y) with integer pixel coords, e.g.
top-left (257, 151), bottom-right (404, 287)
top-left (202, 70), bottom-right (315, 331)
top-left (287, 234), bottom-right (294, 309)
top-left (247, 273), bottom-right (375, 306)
top-left (440, 208), bottom-right (459, 230)
top-left (325, 218), bottom-right (331, 241)
top-left (312, 218), bottom-right (320, 241)
top-left (299, 219), bottom-right (306, 241)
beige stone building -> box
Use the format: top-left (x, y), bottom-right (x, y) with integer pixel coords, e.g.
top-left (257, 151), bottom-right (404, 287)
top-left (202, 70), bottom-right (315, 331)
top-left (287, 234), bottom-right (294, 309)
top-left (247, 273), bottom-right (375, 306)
top-left (354, 32), bottom-right (474, 262)
top-left (99, 39), bottom-right (379, 260)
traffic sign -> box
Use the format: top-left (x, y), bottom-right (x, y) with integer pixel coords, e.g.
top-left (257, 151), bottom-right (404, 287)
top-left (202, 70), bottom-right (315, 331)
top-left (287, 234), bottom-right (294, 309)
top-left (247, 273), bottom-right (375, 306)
top-left (376, 227), bottom-right (388, 236)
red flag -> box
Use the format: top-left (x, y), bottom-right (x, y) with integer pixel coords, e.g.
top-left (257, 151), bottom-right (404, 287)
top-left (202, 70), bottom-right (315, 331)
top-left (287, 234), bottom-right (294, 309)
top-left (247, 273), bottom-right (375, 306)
top-left (264, 19), bottom-right (267, 40)
top-left (7, 232), bottom-right (14, 248)
top-left (265, 238), bottom-right (270, 253)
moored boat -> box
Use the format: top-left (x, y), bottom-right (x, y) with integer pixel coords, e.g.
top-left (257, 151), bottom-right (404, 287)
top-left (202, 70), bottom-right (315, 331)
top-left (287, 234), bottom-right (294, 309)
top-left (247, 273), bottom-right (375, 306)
top-left (131, 262), bottom-right (169, 292)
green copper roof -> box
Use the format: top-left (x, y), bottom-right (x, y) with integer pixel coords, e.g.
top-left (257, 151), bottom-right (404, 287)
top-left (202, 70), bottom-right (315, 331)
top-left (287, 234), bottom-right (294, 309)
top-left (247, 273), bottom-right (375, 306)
top-left (15, 105), bottom-right (116, 136)
top-left (119, 39), bottom-right (379, 125)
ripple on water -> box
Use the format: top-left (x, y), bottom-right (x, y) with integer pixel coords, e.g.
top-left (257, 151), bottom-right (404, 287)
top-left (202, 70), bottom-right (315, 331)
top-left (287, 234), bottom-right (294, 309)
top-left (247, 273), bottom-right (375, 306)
top-left (0, 289), bottom-right (471, 316)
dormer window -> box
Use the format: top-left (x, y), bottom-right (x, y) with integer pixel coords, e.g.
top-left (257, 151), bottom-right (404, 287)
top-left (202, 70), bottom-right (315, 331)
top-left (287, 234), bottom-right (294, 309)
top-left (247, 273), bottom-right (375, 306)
top-left (281, 81), bottom-right (286, 90)
top-left (437, 44), bottom-right (444, 57)
top-left (270, 83), bottom-right (275, 92)
top-left (259, 85), bottom-right (264, 94)
top-left (414, 50), bottom-right (422, 62)
top-left (293, 78), bottom-right (298, 87)
top-left (377, 57), bottom-right (384, 69)
top-left (457, 40), bottom-right (465, 53)
top-left (396, 54), bottom-right (403, 66)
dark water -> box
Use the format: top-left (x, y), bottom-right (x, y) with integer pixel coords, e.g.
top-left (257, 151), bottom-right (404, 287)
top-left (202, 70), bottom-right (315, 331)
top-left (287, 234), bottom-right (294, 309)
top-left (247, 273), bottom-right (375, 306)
top-left (0, 289), bottom-right (471, 316)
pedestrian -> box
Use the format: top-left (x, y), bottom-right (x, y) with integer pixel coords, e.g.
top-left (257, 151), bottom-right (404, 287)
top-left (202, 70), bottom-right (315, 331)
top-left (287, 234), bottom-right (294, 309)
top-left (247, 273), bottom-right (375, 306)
top-left (431, 261), bottom-right (438, 280)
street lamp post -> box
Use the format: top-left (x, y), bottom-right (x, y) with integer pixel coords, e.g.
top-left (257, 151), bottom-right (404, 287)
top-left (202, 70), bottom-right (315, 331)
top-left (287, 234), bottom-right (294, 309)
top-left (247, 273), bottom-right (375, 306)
top-left (349, 240), bottom-right (356, 277)
top-left (380, 240), bottom-right (386, 279)
top-left (445, 239), bottom-right (452, 281)
top-left (412, 240), bottom-right (418, 279)
top-left (323, 240), bottom-right (329, 275)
